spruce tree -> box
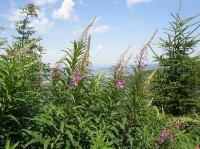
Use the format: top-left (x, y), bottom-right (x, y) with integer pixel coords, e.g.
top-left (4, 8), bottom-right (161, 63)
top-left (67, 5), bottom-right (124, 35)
top-left (13, 3), bottom-right (43, 54)
top-left (12, 4), bottom-right (45, 85)
top-left (152, 11), bottom-right (200, 115)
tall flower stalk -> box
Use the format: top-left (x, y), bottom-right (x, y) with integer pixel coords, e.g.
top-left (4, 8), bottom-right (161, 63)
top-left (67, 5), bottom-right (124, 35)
top-left (156, 121), bottom-right (180, 148)
top-left (50, 63), bottom-right (62, 80)
top-left (70, 18), bottom-right (96, 87)
top-left (113, 47), bottom-right (132, 91)
top-left (71, 71), bottom-right (82, 87)
top-left (132, 29), bottom-right (158, 102)
top-left (58, 17), bottom-right (96, 88)
top-left (77, 17), bottom-right (96, 77)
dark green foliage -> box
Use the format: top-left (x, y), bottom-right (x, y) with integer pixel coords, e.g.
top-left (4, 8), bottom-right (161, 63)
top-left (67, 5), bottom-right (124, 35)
top-left (0, 4), bottom-right (45, 147)
top-left (151, 12), bottom-right (200, 115)
top-left (1, 3), bottom-right (200, 149)
top-left (0, 41), bottom-right (45, 147)
top-left (13, 4), bottom-right (38, 48)
top-left (18, 29), bottom-right (164, 149)
top-left (13, 3), bottom-right (44, 56)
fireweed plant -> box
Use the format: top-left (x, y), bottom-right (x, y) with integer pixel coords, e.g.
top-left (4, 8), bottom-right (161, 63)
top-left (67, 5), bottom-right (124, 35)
top-left (1, 3), bottom-right (200, 149)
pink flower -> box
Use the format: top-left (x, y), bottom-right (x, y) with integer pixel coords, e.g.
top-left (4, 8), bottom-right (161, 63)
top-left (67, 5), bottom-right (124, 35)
top-left (49, 63), bottom-right (62, 80)
top-left (57, 63), bottom-right (62, 78)
top-left (74, 71), bottom-right (81, 80)
top-left (71, 79), bottom-right (79, 87)
top-left (50, 68), bottom-right (54, 80)
top-left (71, 71), bottom-right (82, 87)
top-left (160, 128), bottom-right (168, 143)
top-left (116, 80), bottom-right (125, 90)
top-left (50, 64), bottom-right (62, 80)
top-left (156, 128), bottom-right (169, 148)
top-left (156, 122), bottom-right (180, 148)
top-left (195, 146), bottom-right (200, 149)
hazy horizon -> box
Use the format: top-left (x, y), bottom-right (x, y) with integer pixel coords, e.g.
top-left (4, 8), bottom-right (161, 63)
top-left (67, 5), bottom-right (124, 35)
top-left (0, 0), bottom-right (200, 66)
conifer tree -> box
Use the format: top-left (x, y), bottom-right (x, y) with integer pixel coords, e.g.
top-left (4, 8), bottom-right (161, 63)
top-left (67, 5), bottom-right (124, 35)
top-left (12, 4), bottom-right (45, 85)
top-left (152, 11), bottom-right (200, 115)
top-left (13, 3), bottom-right (43, 55)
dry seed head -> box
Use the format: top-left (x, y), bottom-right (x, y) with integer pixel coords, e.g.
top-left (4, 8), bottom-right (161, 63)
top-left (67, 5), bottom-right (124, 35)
top-left (78, 35), bottom-right (91, 76)
top-left (76, 17), bottom-right (97, 76)
top-left (134, 29), bottom-right (158, 71)
top-left (79, 16), bottom-right (97, 43)
top-left (114, 45), bottom-right (132, 80)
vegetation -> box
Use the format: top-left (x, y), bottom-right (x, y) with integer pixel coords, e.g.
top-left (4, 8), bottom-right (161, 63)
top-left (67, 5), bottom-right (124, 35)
top-left (151, 11), bottom-right (200, 115)
top-left (0, 3), bottom-right (200, 149)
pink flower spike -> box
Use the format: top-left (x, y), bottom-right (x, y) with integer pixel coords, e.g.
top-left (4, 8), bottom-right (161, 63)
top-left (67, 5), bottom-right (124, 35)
top-left (50, 68), bottom-right (54, 80)
top-left (57, 63), bottom-right (62, 79)
top-left (116, 80), bottom-right (125, 90)
top-left (74, 71), bottom-right (81, 80)
top-left (71, 71), bottom-right (82, 87)
top-left (71, 79), bottom-right (79, 87)
top-left (160, 128), bottom-right (168, 143)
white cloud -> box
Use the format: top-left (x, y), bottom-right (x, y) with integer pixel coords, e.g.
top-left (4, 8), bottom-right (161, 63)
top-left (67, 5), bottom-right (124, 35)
top-left (97, 45), bottom-right (103, 50)
top-left (47, 0), bottom-right (59, 4)
top-left (92, 25), bottom-right (110, 34)
top-left (4, 6), bottom-right (53, 33)
top-left (91, 44), bottom-right (103, 57)
top-left (32, 11), bottom-right (54, 34)
top-left (4, 8), bottom-right (25, 28)
top-left (35, 0), bottom-right (45, 5)
top-left (127, 0), bottom-right (151, 5)
top-left (53, 0), bottom-right (75, 20)
top-left (35, 0), bottom-right (59, 5)
top-left (5, 9), bottom-right (22, 21)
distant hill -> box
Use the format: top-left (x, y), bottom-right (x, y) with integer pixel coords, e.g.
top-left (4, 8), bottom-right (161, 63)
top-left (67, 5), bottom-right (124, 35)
top-left (92, 63), bottom-right (158, 74)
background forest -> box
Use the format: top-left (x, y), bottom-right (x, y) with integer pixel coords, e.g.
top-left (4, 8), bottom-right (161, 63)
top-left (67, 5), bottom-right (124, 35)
top-left (0, 2), bottom-right (200, 149)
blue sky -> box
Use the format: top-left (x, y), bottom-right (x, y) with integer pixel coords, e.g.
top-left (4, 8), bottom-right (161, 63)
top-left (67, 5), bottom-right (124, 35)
top-left (0, 0), bottom-right (200, 66)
